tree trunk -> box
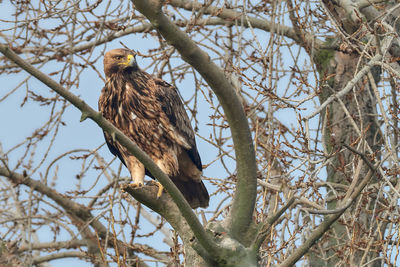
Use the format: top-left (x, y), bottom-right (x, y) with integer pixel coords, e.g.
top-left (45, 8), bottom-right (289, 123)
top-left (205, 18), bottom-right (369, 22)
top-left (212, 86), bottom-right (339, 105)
top-left (310, 43), bottom-right (382, 266)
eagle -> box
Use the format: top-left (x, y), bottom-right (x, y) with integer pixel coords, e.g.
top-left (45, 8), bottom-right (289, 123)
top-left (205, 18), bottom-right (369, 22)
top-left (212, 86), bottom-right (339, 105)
top-left (99, 48), bottom-right (209, 209)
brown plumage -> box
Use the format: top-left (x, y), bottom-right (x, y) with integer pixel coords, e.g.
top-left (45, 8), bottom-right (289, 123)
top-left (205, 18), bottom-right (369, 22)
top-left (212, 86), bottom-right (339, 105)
top-left (99, 48), bottom-right (209, 208)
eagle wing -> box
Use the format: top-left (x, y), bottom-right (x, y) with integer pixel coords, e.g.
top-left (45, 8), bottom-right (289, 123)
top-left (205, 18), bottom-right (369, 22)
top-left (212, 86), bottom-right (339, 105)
top-left (154, 78), bottom-right (208, 208)
top-left (154, 78), bottom-right (202, 171)
top-left (104, 132), bottom-right (126, 166)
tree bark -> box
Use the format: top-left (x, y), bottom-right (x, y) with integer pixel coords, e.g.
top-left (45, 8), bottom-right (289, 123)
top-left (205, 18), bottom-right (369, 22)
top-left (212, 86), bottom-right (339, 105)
top-left (310, 41), bottom-right (382, 266)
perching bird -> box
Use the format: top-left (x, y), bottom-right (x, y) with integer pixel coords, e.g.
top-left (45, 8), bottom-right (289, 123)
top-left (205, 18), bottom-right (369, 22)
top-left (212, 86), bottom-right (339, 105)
top-left (99, 48), bottom-right (209, 208)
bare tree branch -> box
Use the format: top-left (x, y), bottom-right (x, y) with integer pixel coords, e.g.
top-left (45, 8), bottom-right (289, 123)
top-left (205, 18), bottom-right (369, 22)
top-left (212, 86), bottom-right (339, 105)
top-left (305, 54), bottom-right (382, 120)
top-left (279, 164), bottom-right (377, 267)
top-left (167, 0), bottom-right (322, 49)
top-left (32, 251), bottom-right (90, 265)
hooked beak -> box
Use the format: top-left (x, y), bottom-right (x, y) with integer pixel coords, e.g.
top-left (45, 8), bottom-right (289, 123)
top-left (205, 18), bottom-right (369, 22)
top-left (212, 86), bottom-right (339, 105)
top-left (119, 54), bottom-right (135, 66)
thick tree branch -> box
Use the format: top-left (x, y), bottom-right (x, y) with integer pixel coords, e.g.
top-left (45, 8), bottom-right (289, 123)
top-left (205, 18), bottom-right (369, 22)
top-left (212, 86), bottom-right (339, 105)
top-left (0, 24), bottom-right (146, 70)
top-left (32, 251), bottom-right (90, 265)
top-left (17, 239), bottom-right (168, 262)
top-left (131, 0), bottom-right (257, 243)
top-left (0, 167), bottom-right (110, 266)
top-left (167, 0), bottom-right (322, 49)
top-left (122, 184), bottom-right (215, 266)
top-left (0, 167), bottom-right (160, 266)
top-left (0, 167), bottom-right (106, 234)
top-left (0, 0), bottom-right (321, 73)
top-left (0, 18), bottom-right (233, 71)
top-left (18, 240), bottom-right (86, 252)
top-left (0, 43), bottom-right (219, 259)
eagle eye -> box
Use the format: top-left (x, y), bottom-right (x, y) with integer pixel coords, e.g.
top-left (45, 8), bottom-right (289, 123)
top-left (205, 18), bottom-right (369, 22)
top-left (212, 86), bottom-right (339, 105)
top-left (115, 55), bottom-right (124, 60)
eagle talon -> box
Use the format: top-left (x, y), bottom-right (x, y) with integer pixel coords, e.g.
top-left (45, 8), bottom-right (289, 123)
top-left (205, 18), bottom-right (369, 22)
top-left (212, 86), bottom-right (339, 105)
top-left (149, 180), bottom-right (164, 198)
top-left (157, 183), bottom-right (164, 198)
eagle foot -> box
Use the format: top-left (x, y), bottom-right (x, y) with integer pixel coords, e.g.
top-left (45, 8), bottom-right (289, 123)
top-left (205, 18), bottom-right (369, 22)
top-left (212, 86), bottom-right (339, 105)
top-left (149, 180), bottom-right (164, 198)
top-left (127, 182), bottom-right (144, 189)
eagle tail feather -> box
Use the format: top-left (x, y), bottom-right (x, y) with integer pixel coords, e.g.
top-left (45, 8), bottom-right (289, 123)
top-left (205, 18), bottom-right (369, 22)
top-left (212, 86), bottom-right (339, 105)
top-left (173, 178), bottom-right (209, 209)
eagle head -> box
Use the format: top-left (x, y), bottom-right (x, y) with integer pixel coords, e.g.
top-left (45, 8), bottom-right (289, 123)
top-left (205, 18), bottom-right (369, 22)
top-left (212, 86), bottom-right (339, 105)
top-left (103, 48), bottom-right (138, 77)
